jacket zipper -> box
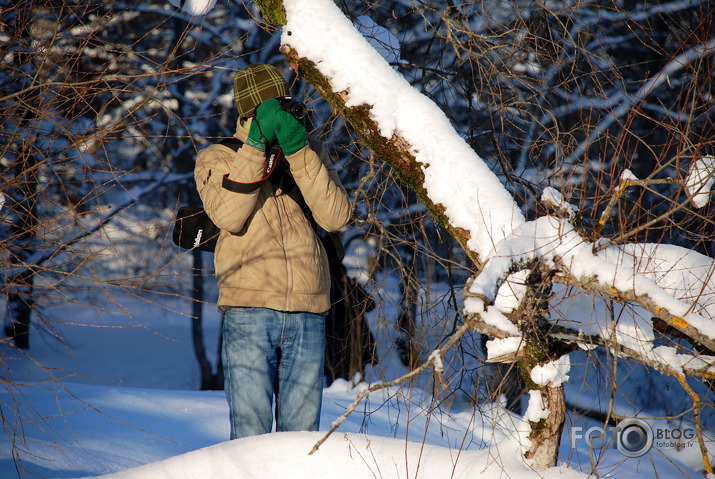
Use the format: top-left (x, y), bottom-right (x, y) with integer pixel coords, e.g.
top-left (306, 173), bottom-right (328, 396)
top-left (276, 193), bottom-right (293, 311)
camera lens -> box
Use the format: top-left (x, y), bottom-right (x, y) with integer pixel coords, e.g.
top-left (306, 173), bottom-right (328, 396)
top-left (278, 97), bottom-right (306, 120)
top-left (616, 419), bottom-right (653, 457)
top-left (290, 102), bottom-right (306, 120)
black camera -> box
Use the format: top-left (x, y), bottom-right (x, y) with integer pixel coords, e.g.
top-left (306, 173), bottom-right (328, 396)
top-left (278, 97), bottom-right (306, 120)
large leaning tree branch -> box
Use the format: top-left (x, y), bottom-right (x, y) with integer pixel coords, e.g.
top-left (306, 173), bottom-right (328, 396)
top-left (252, 0), bottom-right (715, 394)
top-left (252, 1), bottom-right (484, 269)
top-left (248, 1), bottom-right (715, 471)
top-left (279, 43), bottom-right (483, 268)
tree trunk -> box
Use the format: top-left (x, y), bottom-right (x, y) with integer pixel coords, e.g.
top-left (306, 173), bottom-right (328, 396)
top-left (168, 16), bottom-right (223, 390)
top-left (396, 247), bottom-right (420, 369)
top-left (6, 175), bottom-right (37, 350)
top-left (525, 385), bottom-right (566, 469)
top-left (511, 262), bottom-right (572, 468)
top-left (5, 3), bottom-right (39, 350)
top-left (190, 249), bottom-right (214, 389)
top-left (189, 249), bottom-right (223, 390)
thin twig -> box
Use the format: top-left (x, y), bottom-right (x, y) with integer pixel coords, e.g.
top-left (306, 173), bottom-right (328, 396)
top-left (674, 374), bottom-right (713, 474)
top-left (594, 177), bottom-right (680, 238)
top-left (308, 320), bottom-right (472, 455)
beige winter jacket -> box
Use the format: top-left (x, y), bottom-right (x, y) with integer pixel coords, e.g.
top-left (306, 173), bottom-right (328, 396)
top-left (195, 123), bottom-right (351, 314)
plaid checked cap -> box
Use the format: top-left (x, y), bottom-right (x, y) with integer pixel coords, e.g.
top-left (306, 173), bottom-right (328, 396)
top-left (233, 63), bottom-right (289, 118)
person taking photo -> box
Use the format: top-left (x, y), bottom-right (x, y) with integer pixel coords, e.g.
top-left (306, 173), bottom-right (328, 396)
top-left (194, 63), bottom-right (351, 439)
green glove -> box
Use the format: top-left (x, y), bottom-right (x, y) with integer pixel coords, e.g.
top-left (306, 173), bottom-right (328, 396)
top-left (254, 98), bottom-right (308, 156)
top-left (246, 117), bottom-right (271, 152)
top-left (276, 111), bottom-right (308, 156)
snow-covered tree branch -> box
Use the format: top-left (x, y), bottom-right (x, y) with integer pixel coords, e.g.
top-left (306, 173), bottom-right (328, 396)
top-left (248, 0), bottom-right (715, 471)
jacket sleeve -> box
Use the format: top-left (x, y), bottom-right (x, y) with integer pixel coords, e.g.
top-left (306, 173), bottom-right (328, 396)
top-left (286, 141), bottom-right (351, 232)
top-left (194, 143), bottom-right (267, 233)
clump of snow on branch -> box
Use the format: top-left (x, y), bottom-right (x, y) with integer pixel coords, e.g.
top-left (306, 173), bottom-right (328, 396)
top-left (486, 337), bottom-right (523, 361)
top-left (541, 187), bottom-right (577, 220)
top-left (169, 0), bottom-right (217, 16)
top-left (494, 270), bottom-right (529, 314)
top-left (428, 350), bottom-right (444, 373)
top-left (525, 390), bottom-right (551, 423)
top-left (281, 0), bottom-right (524, 257)
top-left (685, 155), bottom-right (715, 208)
top-left (474, 299), bottom-right (521, 336)
top-left (621, 168), bottom-right (639, 182)
top-left (530, 356), bottom-right (570, 387)
top-left (465, 217), bottom-right (582, 305)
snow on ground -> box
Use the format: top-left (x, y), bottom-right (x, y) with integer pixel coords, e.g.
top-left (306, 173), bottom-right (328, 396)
top-left (1, 285), bottom-right (703, 479)
top-left (0, 290), bottom-right (539, 479)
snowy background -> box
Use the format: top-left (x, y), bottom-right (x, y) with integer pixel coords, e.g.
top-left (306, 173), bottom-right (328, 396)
top-left (1, 239), bottom-right (708, 478)
top-left (2, 0), bottom-right (714, 477)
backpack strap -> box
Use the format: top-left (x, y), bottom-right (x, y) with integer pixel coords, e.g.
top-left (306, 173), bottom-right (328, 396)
top-left (219, 137), bottom-right (244, 151)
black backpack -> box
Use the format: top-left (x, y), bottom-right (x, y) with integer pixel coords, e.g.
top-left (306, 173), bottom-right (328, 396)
top-left (172, 205), bottom-right (221, 252)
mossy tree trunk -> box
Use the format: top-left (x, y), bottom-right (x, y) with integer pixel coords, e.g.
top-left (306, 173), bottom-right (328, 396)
top-left (525, 385), bottom-right (566, 468)
top-left (512, 263), bottom-right (572, 469)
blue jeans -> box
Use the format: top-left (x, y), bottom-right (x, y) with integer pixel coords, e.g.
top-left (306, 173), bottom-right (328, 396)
top-left (221, 307), bottom-right (325, 439)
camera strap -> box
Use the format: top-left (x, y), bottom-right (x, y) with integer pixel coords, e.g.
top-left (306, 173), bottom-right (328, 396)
top-left (221, 139), bottom-right (283, 194)
top-left (216, 138), bottom-right (311, 221)
top-left (174, 138), bottom-right (323, 252)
